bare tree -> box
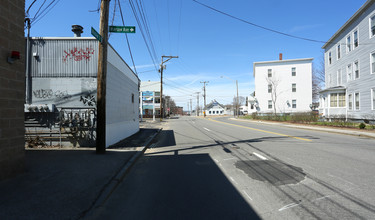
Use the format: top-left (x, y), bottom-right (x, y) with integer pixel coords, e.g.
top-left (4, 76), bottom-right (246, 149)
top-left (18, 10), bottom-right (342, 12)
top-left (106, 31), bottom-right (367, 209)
top-left (266, 75), bottom-right (281, 115)
top-left (312, 51), bottom-right (325, 102)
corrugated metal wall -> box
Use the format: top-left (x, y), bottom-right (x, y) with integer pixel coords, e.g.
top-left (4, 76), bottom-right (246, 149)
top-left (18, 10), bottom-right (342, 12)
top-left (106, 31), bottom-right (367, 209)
top-left (30, 38), bottom-right (98, 78)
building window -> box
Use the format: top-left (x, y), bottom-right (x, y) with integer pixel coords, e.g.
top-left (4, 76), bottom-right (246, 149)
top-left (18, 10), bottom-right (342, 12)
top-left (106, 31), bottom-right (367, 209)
top-left (330, 93), bottom-right (338, 107)
top-left (268, 84), bottom-right (272, 93)
top-left (371, 52), bottom-right (375, 74)
top-left (132, 93), bottom-right (134, 103)
top-left (338, 93), bottom-right (346, 107)
top-left (292, 83), bottom-right (296, 92)
top-left (291, 67), bottom-right (296, 76)
top-left (348, 94), bottom-right (353, 110)
top-left (370, 14), bottom-right (375, 37)
top-left (268, 69), bottom-right (272, 77)
top-left (353, 30), bottom-right (358, 48)
top-left (329, 52), bottom-right (332, 64)
top-left (347, 64), bottom-right (352, 81)
top-left (209, 111), bottom-right (211, 114)
top-left (372, 89), bottom-right (375, 110)
top-left (216, 111), bottom-right (219, 114)
top-left (346, 35), bottom-right (351, 53)
top-left (337, 44), bottom-right (341, 59)
top-left (354, 61), bottom-right (359, 79)
top-left (337, 69), bottom-right (342, 85)
top-left (292, 100), bottom-right (296, 108)
top-left (355, 92), bottom-right (360, 110)
top-left (268, 100), bottom-right (272, 109)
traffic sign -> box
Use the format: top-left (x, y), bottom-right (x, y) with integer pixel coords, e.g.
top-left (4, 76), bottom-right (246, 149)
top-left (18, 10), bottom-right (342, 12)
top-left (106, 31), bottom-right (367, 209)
top-left (109, 26), bottom-right (136, 33)
top-left (91, 27), bottom-right (102, 43)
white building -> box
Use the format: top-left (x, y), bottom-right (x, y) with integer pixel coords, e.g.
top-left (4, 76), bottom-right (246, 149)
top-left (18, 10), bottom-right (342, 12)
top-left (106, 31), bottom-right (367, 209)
top-left (206, 100), bottom-right (226, 116)
top-left (319, 0), bottom-right (375, 122)
top-left (140, 81), bottom-right (161, 119)
top-left (247, 95), bottom-right (257, 114)
top-left (253, 56), bottom-right (313, 114)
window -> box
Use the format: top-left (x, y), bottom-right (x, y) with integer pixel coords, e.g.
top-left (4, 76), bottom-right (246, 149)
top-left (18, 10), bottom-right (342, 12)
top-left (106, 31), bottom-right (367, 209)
top-left (355, 92), bottom-right (360, 110)
top-left (337, 45), bottom-right (341, 59)
top-left (353, 30), bottom-right (358, 48)
top-left (371, 52), bottom-right (375, 74)
top-left (132, 93), bottom-right (134, 103)
top-left (370, 14), bottom-right (375, 37)
top-left (216, 111), bottom-right (219, 114)
top-left (347, 64), bottom-right (352, 81)
top-left (330, 93), bottom-right (338, 107)
top-left (292, 83), bottom-right (296, 92)
top-left (268, 84), bottom-right (272, 93)
top-left (346, 36), bottom-right (351, 52)
top-left (348, 94), bottom-right (353, 110)
top-left (338, 93), bottom-right (346, 107)
top-left (291, 67), bottom-right (296, 76)
top-left (209, 111), bottom-right (211, 114)
top-left (292, 100), bottom-right (296, 108)
top-left (329, 52), bottom-right (332, 64)
top-left (372, 89), bottom-right (375, 110)
top-left (354, 61), bottom-right (359, 79)
top-left (268, 100), bottom-right (272, 109)
top-left (268, 69), bottom-right (272, 77)
top-left (337, 69), bottom-right (342, 85)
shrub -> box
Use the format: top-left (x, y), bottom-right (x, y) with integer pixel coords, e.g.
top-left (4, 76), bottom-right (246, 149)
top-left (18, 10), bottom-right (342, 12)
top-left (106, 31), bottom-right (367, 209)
top-left (359, 123), bottom-right (366, 129)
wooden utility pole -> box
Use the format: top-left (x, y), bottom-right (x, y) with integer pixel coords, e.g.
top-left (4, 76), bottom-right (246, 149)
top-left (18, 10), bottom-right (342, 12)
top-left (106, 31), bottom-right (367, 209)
top-left (160, 55), bottom-right (178, 121)
top-left (200, 81), bottom-right (209, 117)
top-left (196, 92), bottom-right (200, 116)
top-left (96, 0), bottom-right (110, 154)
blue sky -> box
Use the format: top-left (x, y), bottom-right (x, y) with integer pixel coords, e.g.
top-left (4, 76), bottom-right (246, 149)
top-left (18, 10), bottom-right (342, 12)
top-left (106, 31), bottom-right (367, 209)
top-left (25, 0), bottom-right (367, 110)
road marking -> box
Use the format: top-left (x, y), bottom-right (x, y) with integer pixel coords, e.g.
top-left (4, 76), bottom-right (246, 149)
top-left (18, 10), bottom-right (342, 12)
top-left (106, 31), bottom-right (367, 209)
top-left (214, 159), bottom-right (219, 163)
top-left (278, 202), bottom-right (300, 211)
top-left (208, 118), bottom-right (311, 142)
top-left (203, 127), bottom-right (211, 132)
top-left (253, 152), bottom-right (268, 160)
top-left (223, 157), bottom-right (236, 161)
top-left (229, 176), bottom-right (238, 185)
top-left (242, 190), bottom-right (253, 201)
top-left (314, 195), bottom-right (330, 201)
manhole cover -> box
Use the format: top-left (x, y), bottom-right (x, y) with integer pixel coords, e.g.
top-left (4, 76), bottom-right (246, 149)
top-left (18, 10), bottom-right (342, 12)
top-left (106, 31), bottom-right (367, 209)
top-left (235, 160), bottom-right (305, 186)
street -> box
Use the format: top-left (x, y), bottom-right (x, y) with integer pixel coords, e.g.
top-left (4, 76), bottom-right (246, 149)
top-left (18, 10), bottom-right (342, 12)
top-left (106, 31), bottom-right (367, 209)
top-left (91, 116), bottom-right (375, 220)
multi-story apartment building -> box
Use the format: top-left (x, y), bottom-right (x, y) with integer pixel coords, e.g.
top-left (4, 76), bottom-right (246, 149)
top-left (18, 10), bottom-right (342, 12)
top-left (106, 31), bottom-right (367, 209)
top-left (253, 56), bottom-right (313, 114)
top-left (319, 0), bottom-right (375, 122)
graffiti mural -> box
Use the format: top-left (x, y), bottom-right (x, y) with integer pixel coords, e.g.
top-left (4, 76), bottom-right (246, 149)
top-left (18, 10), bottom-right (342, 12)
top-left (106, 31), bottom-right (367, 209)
top-left (63, 47), bottom-right (95, 62)
top-left (80, 94), bottom-right (96, 106)
top-left (33, 89), bottom-right (53, 99)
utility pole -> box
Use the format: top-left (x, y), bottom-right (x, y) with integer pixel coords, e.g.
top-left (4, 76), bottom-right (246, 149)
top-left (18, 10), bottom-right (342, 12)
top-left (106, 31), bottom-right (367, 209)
top-left (200, 81), bottom-right (209, 117)
top-left (187, 101), bottom-right (189, 116)
top-left (160, 55), bottom-right (178, 121)
top-left (190, 98), bottom-right (192, 116)
top-left (236, 80), bottom-right (239, 118)
top-left (96, 0), bottom-right (110, 154)
top-left (25, 18), bottom-right (32, 104)
top-left (196, 92), bottom-right (200, 116)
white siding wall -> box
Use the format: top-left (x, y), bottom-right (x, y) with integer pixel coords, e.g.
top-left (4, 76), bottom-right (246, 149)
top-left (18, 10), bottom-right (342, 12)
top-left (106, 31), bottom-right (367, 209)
top-left (254, 59), bottom-right (313, 114)
top-left (324, 2), bottom-right (375, 119)
top-left (106, 46), bottom-right (139, 147)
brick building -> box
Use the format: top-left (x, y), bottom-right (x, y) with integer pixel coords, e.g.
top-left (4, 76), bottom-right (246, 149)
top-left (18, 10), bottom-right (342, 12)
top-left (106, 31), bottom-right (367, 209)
top-left (0, 0), bottom-right (25, 179)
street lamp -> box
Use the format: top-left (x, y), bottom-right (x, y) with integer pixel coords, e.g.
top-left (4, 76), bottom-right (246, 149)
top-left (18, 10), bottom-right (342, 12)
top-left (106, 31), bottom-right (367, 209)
top-left (221, 75), bottom-right (239, 118)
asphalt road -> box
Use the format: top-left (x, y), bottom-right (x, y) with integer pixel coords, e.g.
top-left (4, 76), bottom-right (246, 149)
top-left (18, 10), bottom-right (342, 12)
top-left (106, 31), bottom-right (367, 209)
top-left (91, 116), bottom-right (375, 220)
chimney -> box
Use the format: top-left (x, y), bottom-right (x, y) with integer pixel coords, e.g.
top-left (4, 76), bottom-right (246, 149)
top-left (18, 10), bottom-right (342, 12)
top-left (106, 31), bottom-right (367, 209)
top-left (279, 53), bottom-right (283, 60)
top-left (71, 25), bottom-right (83, 37)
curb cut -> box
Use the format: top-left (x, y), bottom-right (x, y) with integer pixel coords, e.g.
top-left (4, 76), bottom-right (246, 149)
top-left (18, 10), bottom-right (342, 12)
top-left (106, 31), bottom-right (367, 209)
top-left (81, 128), bottom-right (163, 219)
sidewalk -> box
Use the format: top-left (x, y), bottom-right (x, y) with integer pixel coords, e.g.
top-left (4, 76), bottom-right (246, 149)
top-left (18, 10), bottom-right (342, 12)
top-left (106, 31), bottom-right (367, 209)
top-left (0, 126), bottom-right (162, 220)
top-left (230, 118), bottom-right (375, 139)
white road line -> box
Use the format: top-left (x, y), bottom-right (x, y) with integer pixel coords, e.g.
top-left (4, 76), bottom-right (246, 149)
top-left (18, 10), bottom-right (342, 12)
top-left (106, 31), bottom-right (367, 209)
top-left (229, 176), bottom-right (238, 185)
top-left (223, 157), bottom-right (236, 161)
top-left (214, 159), bottom-right (219, 163)
top-left (203, 127), bottom-right (211, 131)
top-left (278, 202), bottom-right (300, 211)
top-left (253, 152), bottom-right (268, 160)
top-left (314, 195), bottom-right (330, 201)
top-left (242, 190), bottom-right (253, 201)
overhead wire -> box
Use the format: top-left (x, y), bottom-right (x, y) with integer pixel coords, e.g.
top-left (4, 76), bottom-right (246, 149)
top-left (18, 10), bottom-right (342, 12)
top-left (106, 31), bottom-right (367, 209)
top-left (31, 0), bottom-right (61, 26)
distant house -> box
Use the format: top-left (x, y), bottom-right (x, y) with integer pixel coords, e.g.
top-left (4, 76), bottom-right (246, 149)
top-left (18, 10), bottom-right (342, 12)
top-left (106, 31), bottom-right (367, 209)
top-left (246, 95), bottom-right (257, 114)
top-left (206, 100), bottom-right (226, 116)
top-left (253, 56), bottom-right (313, 114)
top-left (319, 0), bottom-right (375, 122)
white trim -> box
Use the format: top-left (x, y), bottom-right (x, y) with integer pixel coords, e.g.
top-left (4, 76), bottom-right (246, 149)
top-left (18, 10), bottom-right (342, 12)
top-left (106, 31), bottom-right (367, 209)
top-left (347, 63), bottom-right (352, 82)
top-left (337, 69), bottom-right (342, 86)
top-left (354, 92), bottom-right (360, 111)
top-left (337, 44), bottom-right (341, 60)
top-left (346, 35), bottom-right (352, 54)
top-left (371, 51), bottom-right (375, 74)
top-left (348, 93), bottom-right (353, 111)
top-left (353, 28), bottom-right (359, 49)
top-left (354, 60), bottom-right (360, 80)
top-left (371, 88), bottom-right (375, 110)
top-left (369, 13), bottom-right (375, 39)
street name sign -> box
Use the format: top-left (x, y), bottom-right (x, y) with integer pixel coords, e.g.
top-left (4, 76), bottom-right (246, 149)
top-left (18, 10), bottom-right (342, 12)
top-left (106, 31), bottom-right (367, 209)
top-left (91, 27), bottom-right (102, 43)
top-left (109, 26), bottom-right (136, 33)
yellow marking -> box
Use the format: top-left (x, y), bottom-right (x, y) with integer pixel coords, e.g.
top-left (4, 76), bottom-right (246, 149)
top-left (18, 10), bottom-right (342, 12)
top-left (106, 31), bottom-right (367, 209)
top-left (208, 118), bottom-right (312, 142)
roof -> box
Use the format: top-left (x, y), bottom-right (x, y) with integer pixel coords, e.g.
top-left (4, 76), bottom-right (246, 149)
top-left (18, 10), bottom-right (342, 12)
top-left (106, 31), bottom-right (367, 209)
top-left (253, 58), bottom-right (314, 77)
top-left (206, 100), bottom-right (225, 109)
top-left (319, 86), bottom-right (346, 94)
top-left (322, 0), bottom-right (375, 49)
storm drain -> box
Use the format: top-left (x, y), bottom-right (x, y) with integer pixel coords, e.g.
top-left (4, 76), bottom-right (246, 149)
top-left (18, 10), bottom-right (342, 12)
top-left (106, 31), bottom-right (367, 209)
top-left (235, 160), bottom-right (306, 186)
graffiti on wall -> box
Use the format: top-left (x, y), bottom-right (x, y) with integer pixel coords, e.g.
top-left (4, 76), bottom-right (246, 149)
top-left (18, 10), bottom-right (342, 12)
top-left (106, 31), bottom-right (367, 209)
top-left (63, 47), bottom-right (95, 62)
top-left (33, 89), bottom-right (72, 100)
top-left (80, 94), bottom-right (96, 106)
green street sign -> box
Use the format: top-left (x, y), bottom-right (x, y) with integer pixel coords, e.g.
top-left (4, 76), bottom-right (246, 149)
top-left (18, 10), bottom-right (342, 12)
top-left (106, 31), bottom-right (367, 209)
top-left (109, 26), bottom-right (136, 33)
top-left (91, 27), bottom-right (102, 43)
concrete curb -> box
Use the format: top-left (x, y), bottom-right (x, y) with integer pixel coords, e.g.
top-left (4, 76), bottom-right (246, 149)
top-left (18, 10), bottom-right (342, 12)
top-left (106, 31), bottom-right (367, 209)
top-left (229, 118), bottom-right (375, 139)
top-left (81, 128), bottom-right (163, 219)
